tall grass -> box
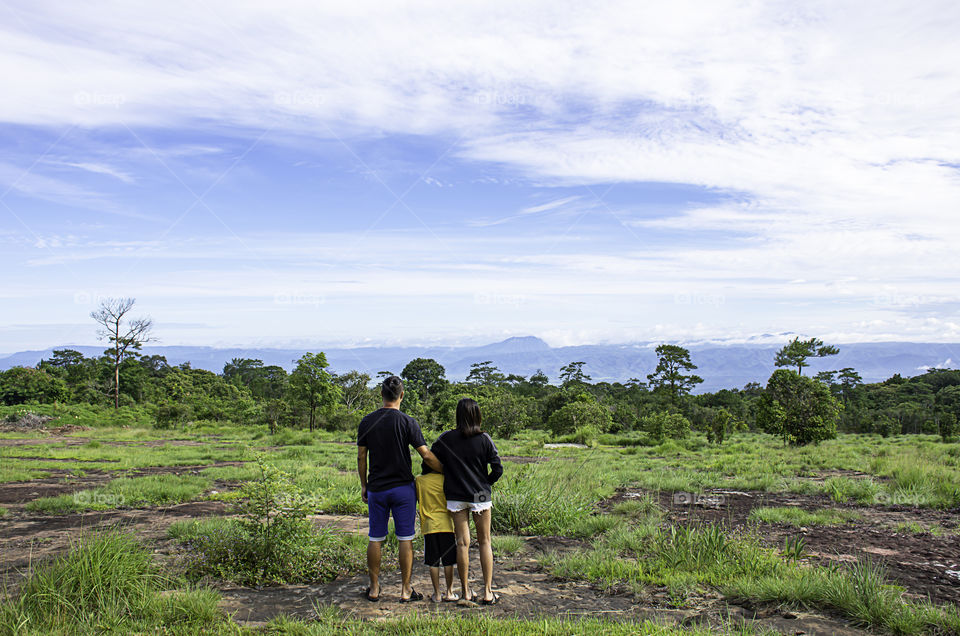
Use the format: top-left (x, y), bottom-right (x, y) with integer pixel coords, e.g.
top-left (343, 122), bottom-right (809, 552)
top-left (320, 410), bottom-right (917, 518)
top-left (493, 459), bottom-right (609, 535)
top-left (0, 531), bottom-right (227, 635)
top-left (727, 559), bottom-right (960, 635)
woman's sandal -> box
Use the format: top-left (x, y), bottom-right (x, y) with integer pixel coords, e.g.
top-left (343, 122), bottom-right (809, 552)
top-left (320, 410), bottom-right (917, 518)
top-left (363, 587), bottom-right (380, 602)
top-left (480, 594), bottom-right (501, 605)
top-left (399, 589), bottom-right (424, 603)
top-left (456, 593), bottom-right (479, 607)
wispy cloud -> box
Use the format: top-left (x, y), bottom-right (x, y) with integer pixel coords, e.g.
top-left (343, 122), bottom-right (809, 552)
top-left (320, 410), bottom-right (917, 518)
top-left (1, 1), bottom-right (959, 349)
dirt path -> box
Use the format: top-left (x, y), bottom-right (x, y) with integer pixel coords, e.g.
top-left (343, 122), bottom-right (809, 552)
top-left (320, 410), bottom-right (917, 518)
top-left (216, 537), bottom-right (869, 635)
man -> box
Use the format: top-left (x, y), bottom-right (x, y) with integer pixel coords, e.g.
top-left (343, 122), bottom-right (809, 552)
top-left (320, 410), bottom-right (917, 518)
top-left (357, 375), bottom-right (442, 602)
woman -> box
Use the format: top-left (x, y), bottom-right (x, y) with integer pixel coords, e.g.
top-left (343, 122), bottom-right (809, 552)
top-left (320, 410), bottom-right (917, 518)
top-left (430, 398), bottom-right (503, 605)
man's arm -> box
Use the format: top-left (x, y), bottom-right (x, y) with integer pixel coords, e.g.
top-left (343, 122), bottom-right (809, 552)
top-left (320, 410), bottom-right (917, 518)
top-left (415, 445), bottom-right (442, 473)
top-left (357, 445), bottom-right (369, 503)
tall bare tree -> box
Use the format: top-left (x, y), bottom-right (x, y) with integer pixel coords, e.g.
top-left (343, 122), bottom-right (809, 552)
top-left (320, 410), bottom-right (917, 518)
top-left (91, 298), bottom-right (153, 409)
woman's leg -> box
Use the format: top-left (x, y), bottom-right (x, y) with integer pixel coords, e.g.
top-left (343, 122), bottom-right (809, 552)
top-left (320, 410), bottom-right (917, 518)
top-left (473, 508), bottom-right (494, 601)
top-left (452, 510), bottom-right (472, 599)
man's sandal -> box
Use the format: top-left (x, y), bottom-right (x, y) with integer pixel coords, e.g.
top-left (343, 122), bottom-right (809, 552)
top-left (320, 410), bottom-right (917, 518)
top-left (399, 589), bottom-right (423, 603)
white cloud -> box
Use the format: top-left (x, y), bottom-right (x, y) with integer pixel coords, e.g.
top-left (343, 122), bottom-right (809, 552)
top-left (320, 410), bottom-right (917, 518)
top-left (2, 1), bottom-right (960, 347)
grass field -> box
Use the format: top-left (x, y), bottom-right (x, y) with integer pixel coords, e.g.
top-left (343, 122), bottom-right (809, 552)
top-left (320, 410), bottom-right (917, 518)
top-left (1, 423), bottom-right (959, 634)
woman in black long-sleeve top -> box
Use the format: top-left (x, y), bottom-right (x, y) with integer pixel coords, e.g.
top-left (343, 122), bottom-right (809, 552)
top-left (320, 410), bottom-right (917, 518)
top-left (430, 398), bottom-right (503, 604)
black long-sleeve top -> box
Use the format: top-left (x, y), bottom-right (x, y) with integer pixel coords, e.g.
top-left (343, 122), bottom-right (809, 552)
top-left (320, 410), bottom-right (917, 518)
top-left (431, 430), bottom-right (503, 503)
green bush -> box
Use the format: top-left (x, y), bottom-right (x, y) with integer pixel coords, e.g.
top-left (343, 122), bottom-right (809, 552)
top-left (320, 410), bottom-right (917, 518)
top-left (642, 411), bottom-right (691, 442)
top-left (176, 458), bottom-right (364, 585)
top-left (547, 399), bottom-right (613, 437)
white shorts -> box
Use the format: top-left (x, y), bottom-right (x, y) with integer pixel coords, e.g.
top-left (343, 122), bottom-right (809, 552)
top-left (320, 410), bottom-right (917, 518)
top-left (446, 499), bottom-right (493, 513)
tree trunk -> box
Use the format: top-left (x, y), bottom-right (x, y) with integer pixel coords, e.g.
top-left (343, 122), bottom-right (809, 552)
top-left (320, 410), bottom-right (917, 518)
top-left (114, 349), bottom-right (120, 410)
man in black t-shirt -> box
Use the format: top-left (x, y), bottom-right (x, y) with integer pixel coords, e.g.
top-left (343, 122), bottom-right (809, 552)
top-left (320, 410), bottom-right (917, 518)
top-left (357, 376), bottom-right (441, 603)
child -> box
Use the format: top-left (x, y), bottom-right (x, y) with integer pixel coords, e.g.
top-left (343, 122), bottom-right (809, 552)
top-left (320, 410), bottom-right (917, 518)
top-left (415, 463), bottom-right (459, 602)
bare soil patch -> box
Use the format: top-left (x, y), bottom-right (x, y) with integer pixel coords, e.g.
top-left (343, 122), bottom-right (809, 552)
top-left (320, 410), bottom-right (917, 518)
top-left (606, 486), bottom-right (960, 606)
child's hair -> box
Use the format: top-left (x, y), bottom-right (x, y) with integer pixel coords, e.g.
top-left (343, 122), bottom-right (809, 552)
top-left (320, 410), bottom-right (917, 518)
top-left (456, 398), bottom-right (482, 437)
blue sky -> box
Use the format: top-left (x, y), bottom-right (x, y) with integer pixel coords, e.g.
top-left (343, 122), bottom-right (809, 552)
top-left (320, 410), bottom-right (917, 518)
top-left (2, 1), bottom-right (960, 352)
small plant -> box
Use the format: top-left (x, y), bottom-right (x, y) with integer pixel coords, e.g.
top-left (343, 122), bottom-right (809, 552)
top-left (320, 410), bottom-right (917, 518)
top-left (782, 535), bottom-right (807, 562)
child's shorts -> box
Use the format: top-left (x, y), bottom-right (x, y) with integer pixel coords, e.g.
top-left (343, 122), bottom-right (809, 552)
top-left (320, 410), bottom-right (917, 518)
top-left (424, 532), bottom-right (457, 567)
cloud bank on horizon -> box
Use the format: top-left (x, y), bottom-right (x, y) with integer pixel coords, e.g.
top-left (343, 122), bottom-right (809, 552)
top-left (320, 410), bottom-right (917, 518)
top-left (2, 1), bottom-right (959, 352)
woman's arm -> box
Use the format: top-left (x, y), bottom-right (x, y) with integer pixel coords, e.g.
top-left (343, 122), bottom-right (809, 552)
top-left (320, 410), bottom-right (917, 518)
top-left (485, 435), bottom-right (503, 484)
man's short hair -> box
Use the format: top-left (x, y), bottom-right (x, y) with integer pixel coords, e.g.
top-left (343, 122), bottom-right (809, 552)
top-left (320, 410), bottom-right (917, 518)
top-left (382, 375), bottom-right (404, 402)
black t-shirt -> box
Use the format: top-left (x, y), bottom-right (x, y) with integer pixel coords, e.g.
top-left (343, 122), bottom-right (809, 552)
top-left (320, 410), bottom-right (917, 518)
top-left (431, 430), bottom-right (503, 503)
top-left (357, 408), bottom-right (427, 492)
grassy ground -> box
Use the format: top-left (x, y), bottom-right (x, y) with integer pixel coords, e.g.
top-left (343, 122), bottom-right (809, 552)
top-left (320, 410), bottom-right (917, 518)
top-left (3, 423), bottom-right (960, 633)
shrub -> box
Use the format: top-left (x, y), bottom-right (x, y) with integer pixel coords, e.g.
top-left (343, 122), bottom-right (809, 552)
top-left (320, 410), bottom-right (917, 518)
top-left (176, 457), bottom-right (364, 585)
top-left (547, 398), bottom-right (613, 437)
top-left (642, 411), bottom-right (691, 442)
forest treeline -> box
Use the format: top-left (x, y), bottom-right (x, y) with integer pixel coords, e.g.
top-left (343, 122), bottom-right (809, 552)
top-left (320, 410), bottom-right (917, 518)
top-left (2, 338), bottom-right (958, 446)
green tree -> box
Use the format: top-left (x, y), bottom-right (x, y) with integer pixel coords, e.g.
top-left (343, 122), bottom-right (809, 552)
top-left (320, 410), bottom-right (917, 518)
top-left (558, 361), bottom-right (591, 387)
top-left (90, 297), bottom-right (153, 409)
top-left (288, 352), bottom-right (341, 431)
top-left (546, 396), bottom-right (613, 437)
top-left (0, 367), bottom-right (68, 405)
top-left (223, 358), bottom-right (264, 387)
top-left (757, 369), bottom-right (841, 445)
top-left (400, 358), bottom-right (447, 400)
top-left (774, 337), bottom-right (839, 376)
top-left (646, 345), bottom-right (703, 405)
top-left (465, 361), bottom-right (505, 387)
top-left (477, 388), bottom-right (537, 439)
top-left (334, 370), bottom-right (375, 413)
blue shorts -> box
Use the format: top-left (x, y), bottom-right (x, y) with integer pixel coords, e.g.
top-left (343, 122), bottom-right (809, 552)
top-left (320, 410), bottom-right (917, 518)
top-left (367, 482), bottom-right (417, 542)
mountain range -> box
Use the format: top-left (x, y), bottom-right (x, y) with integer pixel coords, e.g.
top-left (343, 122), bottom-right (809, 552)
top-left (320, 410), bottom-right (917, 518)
top-left (3, 336), bottom-right (959, 392)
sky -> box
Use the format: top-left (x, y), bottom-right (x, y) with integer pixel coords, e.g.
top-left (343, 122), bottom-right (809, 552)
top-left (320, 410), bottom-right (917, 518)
top-left (2, 1), bottom-right (960, 353)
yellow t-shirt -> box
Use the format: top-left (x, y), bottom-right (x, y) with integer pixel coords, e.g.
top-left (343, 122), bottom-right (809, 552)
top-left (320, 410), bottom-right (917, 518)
top-left (415, 472), bottom-right (454, 535)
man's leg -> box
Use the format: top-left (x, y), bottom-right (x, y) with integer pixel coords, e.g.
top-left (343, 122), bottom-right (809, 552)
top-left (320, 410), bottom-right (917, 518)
top-left (399, 539), bottom-right (414, 597)
top-left (392, 483), bottom-right (419, 600)
top-left (366, 540), bottom-right (383, 597)
top-left (474, 509), bottom-right (495, 602)
top-left (365, 489), bottom-right (389, 599)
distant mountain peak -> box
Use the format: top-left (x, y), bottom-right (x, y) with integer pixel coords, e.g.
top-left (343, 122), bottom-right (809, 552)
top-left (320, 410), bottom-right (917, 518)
top-left (469, 335), bottom-right (550, 355)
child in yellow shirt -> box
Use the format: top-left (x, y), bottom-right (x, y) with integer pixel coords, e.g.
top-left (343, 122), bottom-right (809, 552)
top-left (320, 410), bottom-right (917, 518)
top-left (415, 464), bottom-right (459, 602)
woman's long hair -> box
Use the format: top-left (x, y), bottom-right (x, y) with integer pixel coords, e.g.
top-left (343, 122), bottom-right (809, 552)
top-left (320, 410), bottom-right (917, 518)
top-left (455, 398), bottom-right (482, 437)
